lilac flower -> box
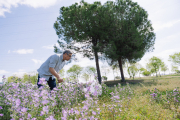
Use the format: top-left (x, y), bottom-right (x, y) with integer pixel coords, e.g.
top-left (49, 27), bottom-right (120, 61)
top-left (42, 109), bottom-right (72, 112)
top-left (62, 109), bottom-right (68, 119)
top-left (113, 95), bottom-right (120, 99)
top-left (83, 105), bottom-right (89, 110)
top-left (93, 90), bottom-right (98, 96)
top-left (46, 115), bottom-right (56, 120)
top-left (15, 99), bottom-right (21, 107)
top-left (75, 110), bottom-right (80, 115)
top-left (0, 114), bottom-right (3, 116)
top-left (2, 75), bottom-right (5, 78)
top-left (43, 106), bottom-right (49, 114)
top-left (92, 111), bottom-right (96, 115)
top-left (31, 118), bottom-right (37, 120)
top-left (150, 93), bottom-right (157, 98)
top-left (38, 78), bottom-right (47, 85)
top-left (28, 113), bottom-right (32, 118)
top-left (21, 107), bottom-right (28, 112)
top-left (40, 111), bottom-right (45, 116)
top-left (42, 100), bottom-right (49, 105)
top-left (0, 106), bottom-right (3, 109)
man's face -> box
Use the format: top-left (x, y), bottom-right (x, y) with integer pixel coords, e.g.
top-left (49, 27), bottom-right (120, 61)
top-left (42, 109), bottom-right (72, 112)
top-left (65, 53), bottom-right (72, 61)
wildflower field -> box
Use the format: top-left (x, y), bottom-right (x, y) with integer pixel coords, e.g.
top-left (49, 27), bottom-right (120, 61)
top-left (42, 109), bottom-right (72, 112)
top-left (0, 74), bottom-right (180, 120)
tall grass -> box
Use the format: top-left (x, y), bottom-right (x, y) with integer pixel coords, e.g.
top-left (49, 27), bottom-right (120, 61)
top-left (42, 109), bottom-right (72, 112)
top-left (0, 75), bottom-right (180, 120)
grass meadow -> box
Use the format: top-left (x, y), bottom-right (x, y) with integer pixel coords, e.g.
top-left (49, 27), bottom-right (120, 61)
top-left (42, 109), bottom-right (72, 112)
top-left (0, 74), bottom-right (180, 120)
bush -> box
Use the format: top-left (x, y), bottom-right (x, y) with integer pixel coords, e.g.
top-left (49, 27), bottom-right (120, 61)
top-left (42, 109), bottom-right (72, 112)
top-left (142, 70), bottom-right (151, 76)
top-left (115, 76), bottom-right (121, 79)
top-left (102, 76), bottom-right (107, 81)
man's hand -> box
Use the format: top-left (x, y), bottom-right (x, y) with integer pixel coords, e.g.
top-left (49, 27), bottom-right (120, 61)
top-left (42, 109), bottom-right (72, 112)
top-left (49, 67), bottom-right (64, 83)
top-left (57, 77), bottom-right (63, 83)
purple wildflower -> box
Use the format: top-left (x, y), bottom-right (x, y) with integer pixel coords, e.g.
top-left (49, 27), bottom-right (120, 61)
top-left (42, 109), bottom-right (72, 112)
top-left (43, 106), bottom-right (49, 114)
top-left (0, 114), bottom-right (3, 116)
top-left (15, 99), bottom-right (21, 107)
top-left (75, 110), bottom-right (80, 115)
top-left (0, 106), bottom-right (3, 109)
top-left (150, 93), bottom-right (157, 98)
top-left (92, 111), bottom-right (96, 115)
top-left (46, 115), bottom-right (56, 120)
top-left (28, 113), bottom-right (32, 118)
top-left (2, 75), bottom-right (5, 79)
top-left (21, 107), bottom-right (28, 112)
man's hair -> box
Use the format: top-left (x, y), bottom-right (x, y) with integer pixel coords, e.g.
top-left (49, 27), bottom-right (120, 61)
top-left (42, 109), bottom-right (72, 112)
top-left (63, 50), bottom-right (73, 55)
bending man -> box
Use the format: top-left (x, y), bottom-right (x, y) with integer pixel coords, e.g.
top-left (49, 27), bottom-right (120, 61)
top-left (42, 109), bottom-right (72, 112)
top-left (37, 50), bottom-right (72, 90)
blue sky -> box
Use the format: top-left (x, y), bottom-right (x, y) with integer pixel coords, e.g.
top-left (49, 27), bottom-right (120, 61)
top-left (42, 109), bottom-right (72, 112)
top-left (0, 0), bottom-right (180, 82)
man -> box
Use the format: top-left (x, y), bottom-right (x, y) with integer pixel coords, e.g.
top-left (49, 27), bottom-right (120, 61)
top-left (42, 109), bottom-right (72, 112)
top-left (37, 50), bottom-right (72, 90)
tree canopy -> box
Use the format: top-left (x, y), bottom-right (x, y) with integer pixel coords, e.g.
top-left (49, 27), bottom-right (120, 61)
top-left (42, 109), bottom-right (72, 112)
top-left (54, 0), bottom-right (115, 84)
top-left (101, 0), bottom-right (156, 81)
top-left (147, 56), bottom-right (162, 77)
top-left (169, 52), bottom-right (180, 66)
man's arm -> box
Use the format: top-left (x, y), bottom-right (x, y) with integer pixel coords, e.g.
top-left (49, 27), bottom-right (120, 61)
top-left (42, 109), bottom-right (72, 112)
top-left (49, 67), bottom-right (63, 83)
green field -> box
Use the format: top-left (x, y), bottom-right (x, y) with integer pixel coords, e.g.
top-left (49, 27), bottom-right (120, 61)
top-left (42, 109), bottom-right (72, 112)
top-left (0, 74), bottom-right (180, 120)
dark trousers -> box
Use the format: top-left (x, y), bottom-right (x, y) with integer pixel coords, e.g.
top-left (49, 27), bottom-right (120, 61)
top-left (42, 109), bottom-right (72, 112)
top-left (37, 74), bottom-right (56, 90)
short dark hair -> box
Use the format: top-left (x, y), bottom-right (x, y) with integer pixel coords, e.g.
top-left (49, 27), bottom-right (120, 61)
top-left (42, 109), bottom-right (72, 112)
top-left (63, 50), bottom-right (73, 55)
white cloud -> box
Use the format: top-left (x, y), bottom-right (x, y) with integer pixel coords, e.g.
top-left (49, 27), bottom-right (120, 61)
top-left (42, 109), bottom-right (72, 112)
top-left (0, 70), bottom-right (9, 75)
top-left (8, 50), bottom-right (11, 53)
top-left (0, 0), bottom-right (58, 17)
top-left (42, 43), bottom-right (59, 50)
top-left (13, 49), bottom-right (34, 54)
top-left (32, 59), bottom-right (44, 64)
top-left (13, 71), bottom-right (26, 78)
top-left (153, 19), bottom-right (180, 32)
top-left (42, 45), bottom-right (54, 50)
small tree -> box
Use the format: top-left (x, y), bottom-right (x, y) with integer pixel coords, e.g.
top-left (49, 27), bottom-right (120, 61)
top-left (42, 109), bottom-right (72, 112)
top-left (142, 70), bottom-right (151, 76)
top-left (161, 62), bottom-right (168, 75)
top-left (81, 73), bottom-right (90, 82)
top-left (147, 56), bottom-right (162, 77)
top-left (7, 76), bottom-right (19, 83)
top-left (127, 64), bottom-right (138, 80)
top-left (139, 67), bottom-right (146, 77)
top-left (169, 52), bottom-right (180, 66)
top-left (67, 65), bottom-right (83, 82)
top-left (171, 65), bottom-right (179, 74)
top-left (84, 66), bottom-right (96, 81)
top-left (136, 63), bottom-right (142, 78)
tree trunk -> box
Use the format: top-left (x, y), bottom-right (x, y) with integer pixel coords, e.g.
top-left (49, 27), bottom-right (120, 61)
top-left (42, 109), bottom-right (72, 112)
top-left (156, 71), bottom-right (158, 77)
top-left (94, 50), bottom-right (101, 84)
top-left (118, 57), bottom-right (125, 82)
top-left (113, 70), bottom-right (115, 81)
top-left (92, 37), bottom-right (101, 84)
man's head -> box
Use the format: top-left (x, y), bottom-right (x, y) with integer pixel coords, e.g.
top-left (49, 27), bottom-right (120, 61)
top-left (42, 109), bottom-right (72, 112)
top-left (63, 50), bottom-right (73, 61)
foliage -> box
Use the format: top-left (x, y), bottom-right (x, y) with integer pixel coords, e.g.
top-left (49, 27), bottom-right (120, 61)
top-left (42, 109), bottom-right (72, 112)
top-left (83, 66), bottom-right (96, 81)
top-left (102, 0), bottom-right (156, 82)
top-left (147, 56), bottom-right (162, 77)
top-left (7, 74), bottom-right (38, 85)
top-left (54, 0), bottom-right (113, 84)
top-left (115, 76), bottom-right (121, 79)
top-left (127, 64), bottom-right (138, 79)
top-left (81, 73), bottom-right (90, 82)
top-left (171, 65), bottom-right (179, 73)
top-left (1, 75), bottom-right (180, 119)
top-left (161, 62), bottom-right (168, 74)
top-left (139, 67), bottom-right (146, 77)
top-left (142, 70), bottom-right (151, 76)
top-left (102, 76), bottom-right (107, 81)
top-left (169, 52), bottom-right (180, 66)
top-left (67, 64), bottom-right (83, 81)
